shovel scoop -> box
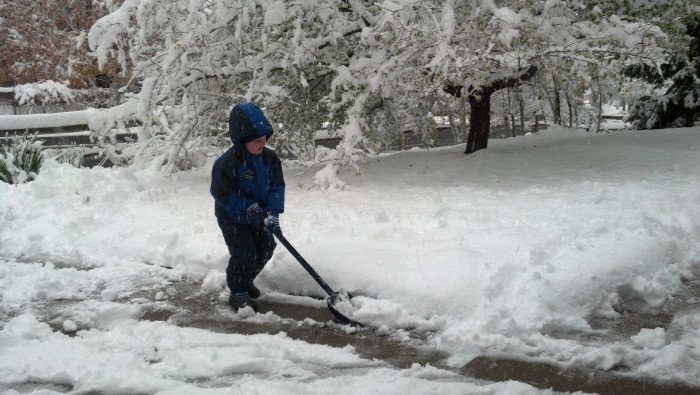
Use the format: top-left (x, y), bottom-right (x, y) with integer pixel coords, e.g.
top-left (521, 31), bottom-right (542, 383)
top-left (270, 227), bottom-right (363, 327)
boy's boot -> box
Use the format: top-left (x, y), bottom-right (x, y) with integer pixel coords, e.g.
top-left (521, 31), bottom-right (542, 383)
top-left (229, 292), bottom-right (259, 312)
top-left (248, 283), bottom-right (261, 299)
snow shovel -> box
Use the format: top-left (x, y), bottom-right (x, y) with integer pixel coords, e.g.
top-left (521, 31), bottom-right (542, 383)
top-left (268, 227), bottom-right (363, 327)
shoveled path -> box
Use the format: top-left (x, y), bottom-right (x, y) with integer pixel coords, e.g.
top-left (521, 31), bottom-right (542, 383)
top-left (132, 277), bottom-right (700, 395)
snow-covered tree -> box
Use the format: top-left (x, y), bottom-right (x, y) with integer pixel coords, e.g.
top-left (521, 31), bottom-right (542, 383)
top-left (628, 10), bottom-right (700, 129)
top-left (438, 0), bottom-right (678, 151)
top-left (87, 0), bottom-right (675, 172)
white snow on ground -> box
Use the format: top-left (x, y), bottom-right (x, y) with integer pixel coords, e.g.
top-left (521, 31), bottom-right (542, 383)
top-left (2, 125), bottom-right (700, 393)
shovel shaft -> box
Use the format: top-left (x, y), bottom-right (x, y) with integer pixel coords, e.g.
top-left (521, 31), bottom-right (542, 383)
top-left (271, 228), bottom-right (363, 327)
top-left (272, 228), bottom-right (336, 297)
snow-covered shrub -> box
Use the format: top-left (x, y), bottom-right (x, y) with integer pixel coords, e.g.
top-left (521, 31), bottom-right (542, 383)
top-left (627, 14), bottom-right (700, 129)
top-left (0, 134), bottom-right (44, 184)
top-left (44, 146), bottom-right (86, 168)
top-left (313, 163), bottom-right (347, 191)
top-left (14, 81), bottom-right (74, 106)
top-left (126, 133), bottom-right (222, 172)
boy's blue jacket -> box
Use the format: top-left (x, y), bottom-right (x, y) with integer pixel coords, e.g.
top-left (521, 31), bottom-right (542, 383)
top-left (210, 103), bottom-right (285, 224)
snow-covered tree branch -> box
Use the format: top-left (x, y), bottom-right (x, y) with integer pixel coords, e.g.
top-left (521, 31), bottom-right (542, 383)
top-left (87, 0), bottom-right (680, 172)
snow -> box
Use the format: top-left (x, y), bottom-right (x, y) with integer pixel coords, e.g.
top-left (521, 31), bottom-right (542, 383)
top-left (264, 0), bottom-right (287, 26)
top-left (2, 125), bottom-right (700, 392)
top-left (631, 328), bottom-right (667, 350)
top-left (11, 81), bottom-right (74, 106)
top-left (0, 110), bottom-right (98, 129)
top-left (0, 102), bottom-right (139, 134)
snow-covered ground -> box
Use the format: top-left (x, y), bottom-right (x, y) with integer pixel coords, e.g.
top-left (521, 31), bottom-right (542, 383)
top-left (1, 125), bottom-right (699, 393)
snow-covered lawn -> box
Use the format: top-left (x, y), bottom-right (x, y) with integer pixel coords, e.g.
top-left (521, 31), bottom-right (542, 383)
top-left (2, 125), bottom-right (699, 393)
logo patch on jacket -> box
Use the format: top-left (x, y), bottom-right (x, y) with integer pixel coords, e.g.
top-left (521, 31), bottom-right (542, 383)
top-left (242, 169), bottom-right (255, 180)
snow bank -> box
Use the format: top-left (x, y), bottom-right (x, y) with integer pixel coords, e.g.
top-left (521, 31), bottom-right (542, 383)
top-left (2, 126), bottom-right (700, 388)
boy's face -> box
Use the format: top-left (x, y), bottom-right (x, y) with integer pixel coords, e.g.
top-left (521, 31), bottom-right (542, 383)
top-left (244, 136), bottom-right (267, 155)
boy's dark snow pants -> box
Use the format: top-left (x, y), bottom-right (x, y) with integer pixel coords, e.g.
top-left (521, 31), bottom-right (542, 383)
top-left (217, 217), bottom-right (276, 294)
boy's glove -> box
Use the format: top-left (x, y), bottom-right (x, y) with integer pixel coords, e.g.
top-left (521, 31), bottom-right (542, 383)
top-left (264, 214), bottom-right (281, 234)
top-left (246, 203), bottom-right (265, 222)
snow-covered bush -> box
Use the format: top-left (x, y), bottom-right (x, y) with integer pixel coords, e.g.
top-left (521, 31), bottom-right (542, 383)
top-left (627, 12), bottom-right (700, 129)
top-left (0, 134), bottom-right (44, 184)
top-left (1, 139), bottom-right (94, 184)
top-left (313, 162), bottom-right (347, 191)
top-left (13, 81), bottom-right (75, 106)
top-left (44, 146), bottom-right (86, 168)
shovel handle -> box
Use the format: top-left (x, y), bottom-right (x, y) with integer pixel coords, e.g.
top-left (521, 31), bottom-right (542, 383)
top-left (272, 229), bottom-right (363, 327)
top-left (272, 228), bottom-right (336, 297)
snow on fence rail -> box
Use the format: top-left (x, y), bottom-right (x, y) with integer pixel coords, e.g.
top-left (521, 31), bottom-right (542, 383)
top-left (0, 117), bottom-right (138, 146)
top-left (0, 106), bottom-right (139, 149)
top-left (1, 109), bottom-right (98, 131)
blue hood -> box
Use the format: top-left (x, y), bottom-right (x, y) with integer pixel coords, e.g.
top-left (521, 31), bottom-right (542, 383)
top-left (228, 103), bottom-right (274, 146)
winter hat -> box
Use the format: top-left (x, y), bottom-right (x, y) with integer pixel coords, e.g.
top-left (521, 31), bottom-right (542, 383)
top-left (241, 132), bottom-right (272, 144)
top-left (228, 102), bottom-right (274, 145)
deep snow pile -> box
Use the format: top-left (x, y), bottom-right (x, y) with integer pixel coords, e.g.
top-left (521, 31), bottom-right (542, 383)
top-left (1, 125), bottom-right (700, 391)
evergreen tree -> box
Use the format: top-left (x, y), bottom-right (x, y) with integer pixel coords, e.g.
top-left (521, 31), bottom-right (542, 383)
top-left (628, 12), bottom-right (700, 129)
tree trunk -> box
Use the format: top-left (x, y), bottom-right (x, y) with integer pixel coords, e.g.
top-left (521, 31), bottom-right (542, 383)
top-left (443, 64), bottom-right (539, 155)
top-left (565, 90), bottom-right (573, 127)
top-left (553, 76), bottom-right (561, 125)
top-left (465, 93), bottom-right (491, 154)
top-left (518, 90), bottom-right (525, 134)
top-left (595, 79), bottom-right (603, 132)
top-left (459, 96), bottom-right (468, 143)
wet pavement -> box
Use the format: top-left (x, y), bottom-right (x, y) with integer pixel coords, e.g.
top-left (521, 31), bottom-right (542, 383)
top-left (138, 277), bottom-right (700, 395)
top-left (11, 265), bottom-right (700, 395)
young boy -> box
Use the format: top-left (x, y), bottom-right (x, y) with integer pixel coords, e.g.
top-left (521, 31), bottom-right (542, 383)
top-left (210, 102), bottom-right (285, 312)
